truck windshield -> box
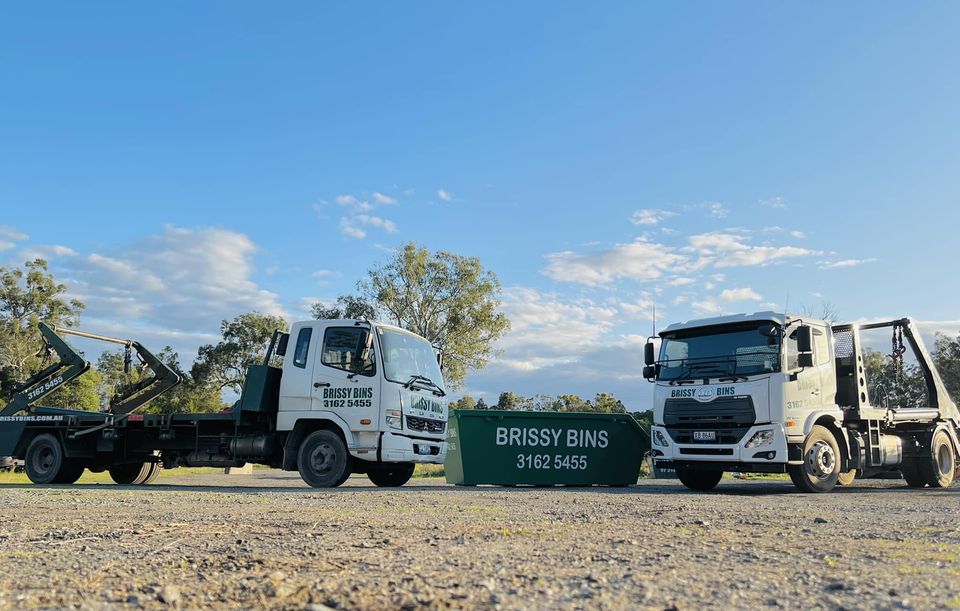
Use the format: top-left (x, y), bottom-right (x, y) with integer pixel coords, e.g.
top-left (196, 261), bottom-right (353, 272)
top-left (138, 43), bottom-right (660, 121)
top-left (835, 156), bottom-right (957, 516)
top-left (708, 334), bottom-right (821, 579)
top-left (658, 322), bottom-right (781, 381)
top-left (378, 328), bottom-right (445, 392)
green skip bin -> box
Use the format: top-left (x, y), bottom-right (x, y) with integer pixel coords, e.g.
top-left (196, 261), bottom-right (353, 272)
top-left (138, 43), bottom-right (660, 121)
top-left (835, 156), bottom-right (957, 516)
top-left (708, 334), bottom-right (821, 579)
top-left (445, 410), bottom-right (647, 486)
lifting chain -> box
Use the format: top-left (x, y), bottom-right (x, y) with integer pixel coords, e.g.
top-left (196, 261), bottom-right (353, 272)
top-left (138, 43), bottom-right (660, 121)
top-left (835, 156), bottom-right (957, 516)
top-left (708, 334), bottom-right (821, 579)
top-left (890, 324), bottom-right (907, 400)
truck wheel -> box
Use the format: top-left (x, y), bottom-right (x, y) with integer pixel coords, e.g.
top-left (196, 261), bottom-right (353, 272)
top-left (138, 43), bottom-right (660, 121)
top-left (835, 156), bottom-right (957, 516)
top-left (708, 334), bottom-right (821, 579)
top-left (676, 468), bottom-right (723, 491)
top-left (367, 463), bottom-right (416, 487)
top-left (25, 434), bottom-right (64, 484)
top-left (141, 462), bottom-right (162, 485)
top-left (53, 461), bottom-right (86, 484)
top-left (919, 429), bottom-right (956, 488)
top-left (109, 462), bottom-right (153, 485)
top-left (837, 469), bottom-right (856, 486)
top-left (899, 461), bottom-right (927, 487)
top-left (788, 425), bottom-right (840, 493)
top-left (297, 430), bottom-right (349, 488)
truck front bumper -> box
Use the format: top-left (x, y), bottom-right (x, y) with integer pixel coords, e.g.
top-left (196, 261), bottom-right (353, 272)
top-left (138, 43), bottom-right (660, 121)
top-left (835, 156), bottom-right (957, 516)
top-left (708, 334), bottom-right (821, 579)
top-left (379, 431), bottom-right (447, 464)
top-left (651, 423), bottom-right (789, 471)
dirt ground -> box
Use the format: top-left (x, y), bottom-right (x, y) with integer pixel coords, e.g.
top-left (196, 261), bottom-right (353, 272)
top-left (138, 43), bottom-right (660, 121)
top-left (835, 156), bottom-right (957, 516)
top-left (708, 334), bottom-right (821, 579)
top-left (1, 471), bottom-right (959, 610)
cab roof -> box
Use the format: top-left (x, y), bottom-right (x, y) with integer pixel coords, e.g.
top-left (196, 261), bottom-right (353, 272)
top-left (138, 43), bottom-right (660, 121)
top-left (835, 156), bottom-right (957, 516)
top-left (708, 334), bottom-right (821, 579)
top-left (660, 311), bottom-right (794, 336)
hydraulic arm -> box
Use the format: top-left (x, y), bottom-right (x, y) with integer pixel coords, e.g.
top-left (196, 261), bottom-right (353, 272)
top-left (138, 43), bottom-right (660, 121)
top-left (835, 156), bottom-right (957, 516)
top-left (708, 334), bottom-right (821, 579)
top-left (1, 323), bottom-right (181, 417)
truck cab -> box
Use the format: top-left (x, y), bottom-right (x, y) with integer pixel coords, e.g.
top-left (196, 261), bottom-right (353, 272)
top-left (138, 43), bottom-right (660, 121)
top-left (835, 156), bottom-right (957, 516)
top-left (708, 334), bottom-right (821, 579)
top-left (277, 319), bottom-right (447, 478)
top-left (645, 312), bottom-right (960, 493)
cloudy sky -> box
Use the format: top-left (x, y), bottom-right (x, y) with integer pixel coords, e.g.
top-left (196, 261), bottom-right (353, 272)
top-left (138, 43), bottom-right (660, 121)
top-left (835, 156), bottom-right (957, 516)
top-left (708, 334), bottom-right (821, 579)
top-left (2, 3), bottom-right (959, 407)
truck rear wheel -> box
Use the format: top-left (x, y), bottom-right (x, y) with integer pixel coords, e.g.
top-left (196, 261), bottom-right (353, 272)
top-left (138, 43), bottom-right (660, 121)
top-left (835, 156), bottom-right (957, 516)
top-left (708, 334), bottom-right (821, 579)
top-left (297, 430), bottom-right (349, 488)
top-left (367, 463), bottom-right (415, 487)
top-left (919, 429), bottom-right (955, 488)
top-left (25, 434), bottom-right (64, 485)
top-left (837, 469), bottom-right (856, 486)
top-left (53, 461), bottom-right (86, 484)
top-left (109, 462), bottom-right (153, 485)
top-left (899, 461), bottom-right (927, 487)
top-left (788, 425), bottom-right (840, 493)
top-left (142, 462), bottom-right (162, 484)
top-left (676, 468), bottom-right (723, 491)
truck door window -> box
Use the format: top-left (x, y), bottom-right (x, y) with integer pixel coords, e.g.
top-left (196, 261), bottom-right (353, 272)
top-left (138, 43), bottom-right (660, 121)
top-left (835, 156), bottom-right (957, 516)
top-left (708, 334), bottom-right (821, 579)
top-left (321, 327), bottom-right (376, 376)
top-left (785, 330), bottom-right (799, 370)
top-left (815, 329), bottom-right (830, 366)
top-left (293, 327), bottom-right (312, 369)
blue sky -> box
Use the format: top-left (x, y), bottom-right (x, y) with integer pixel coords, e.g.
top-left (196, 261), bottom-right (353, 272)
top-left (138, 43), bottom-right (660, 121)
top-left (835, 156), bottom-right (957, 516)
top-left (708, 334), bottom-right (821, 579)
top-left (2, 2), bottom-right (959, 407)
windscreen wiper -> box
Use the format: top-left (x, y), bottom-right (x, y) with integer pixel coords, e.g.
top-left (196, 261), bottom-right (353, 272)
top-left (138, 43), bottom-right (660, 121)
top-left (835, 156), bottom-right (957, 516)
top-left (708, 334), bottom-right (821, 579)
top-left (404, 375), bottom-right (446, 397)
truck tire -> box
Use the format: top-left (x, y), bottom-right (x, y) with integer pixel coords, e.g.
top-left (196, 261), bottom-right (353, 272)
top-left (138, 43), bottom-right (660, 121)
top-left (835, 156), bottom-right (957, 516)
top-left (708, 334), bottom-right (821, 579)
top-left (25, 434), bottom-right (65, 485)
top-left (676, 468), bottom-right (723, 491)
top-left (788, 425), bottom-right (840, 493)
top-left (367, 463), bottom-right (415, 487)
top-left (899, 461), bottom-right (927, 487)
top-left (837, 469), bottom-right (856, 486)
top-left (297, 430), bottom-right (349, 488)
top-left (53, 460), bottom-right (86, 484)
top-left (109, 462), bottom-right (153, 485)
top-left (919, 429), bottom-right (956, 488)
top-left (141, 462), bottom-right (162, 485)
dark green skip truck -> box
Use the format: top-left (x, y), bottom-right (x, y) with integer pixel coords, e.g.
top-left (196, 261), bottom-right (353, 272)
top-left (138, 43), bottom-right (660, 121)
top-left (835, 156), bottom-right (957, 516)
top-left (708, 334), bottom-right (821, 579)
top-left (0, 320), bottom-right (448, 487)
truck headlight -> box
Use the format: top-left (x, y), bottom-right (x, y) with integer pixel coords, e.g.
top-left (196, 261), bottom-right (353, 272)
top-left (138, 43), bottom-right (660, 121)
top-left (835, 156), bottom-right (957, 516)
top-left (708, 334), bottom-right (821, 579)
top-left (386, 409), bottom-right (402, 430)
top-left (652, 430), bottom-right (670, 447)
top-left (745, 430), bottom-right (774, 448)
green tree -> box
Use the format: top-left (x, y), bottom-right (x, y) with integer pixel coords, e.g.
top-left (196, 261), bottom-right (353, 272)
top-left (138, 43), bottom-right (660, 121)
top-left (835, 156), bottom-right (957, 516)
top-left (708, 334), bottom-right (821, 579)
top-left (363, 242), bottom-right (509, 389)
top-left (549, 394), bottom-right (591, 413)
top-left (45, 366), bottom-right (103, 411)
top-left (592, 392), bottom-right (627, 414)
top-left (934, 331), bottom-right (960, 402)
top-left (475, 397), bottom-right (489, 409)
top-left (0, 259), bottom-right (85, 398)
top-left (449, 395), bottom-right (477, 410)
top-left (191, 312), bottom-right (289, 394)
top-left (312, 295), bottom-right (379, 321)
top-left (863, 349), bottom-right (927, 408)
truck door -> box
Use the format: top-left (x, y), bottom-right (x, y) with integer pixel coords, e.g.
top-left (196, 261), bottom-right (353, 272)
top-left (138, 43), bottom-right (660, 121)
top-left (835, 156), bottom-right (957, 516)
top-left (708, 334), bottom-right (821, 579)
top-left (279, 322), bottom-right (319, 413)
top-left (784, 327), bottom-right (823, 413)
top-left (311, 325), bottom-right (380, 432)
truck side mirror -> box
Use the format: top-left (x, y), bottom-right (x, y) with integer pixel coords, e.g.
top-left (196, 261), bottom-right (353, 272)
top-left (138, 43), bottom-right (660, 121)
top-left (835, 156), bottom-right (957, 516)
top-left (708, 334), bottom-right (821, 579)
top-left (796, 325), bottom-right (813, 353)
top-left (798, 353), bottom-right (814, 368)
top-left (644, 342), bottom-right (655, 366)
top-left (643, 365), bottom-right (657, 380)
top-left (275, 333), bottom-right (289, 356)
top-left (436, 351), bottom-right (444, 370)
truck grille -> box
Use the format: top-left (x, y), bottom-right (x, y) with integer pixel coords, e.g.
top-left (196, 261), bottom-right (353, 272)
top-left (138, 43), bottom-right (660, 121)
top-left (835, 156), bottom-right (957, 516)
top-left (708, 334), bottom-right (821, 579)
top-left (663, 397), bottom-right (756, 444)
top-left (405, 415), bottom-right (446, 434)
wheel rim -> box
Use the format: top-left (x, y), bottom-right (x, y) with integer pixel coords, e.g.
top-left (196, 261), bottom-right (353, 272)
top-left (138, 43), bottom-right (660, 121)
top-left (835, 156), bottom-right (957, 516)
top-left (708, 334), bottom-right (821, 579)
top-left (32, 446), bottom-right (55, 476)
top-left (937, 443), bottom-right (953, 477)
top-left (309, 442), bottom-right (337, 475)
top-left (806, 441), bottom-right (836, 479)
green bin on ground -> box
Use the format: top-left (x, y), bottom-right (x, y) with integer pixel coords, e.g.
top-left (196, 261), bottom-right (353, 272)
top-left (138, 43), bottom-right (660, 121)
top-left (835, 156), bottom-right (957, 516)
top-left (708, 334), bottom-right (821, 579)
top-left (445, 410), bottom-right (647, 486)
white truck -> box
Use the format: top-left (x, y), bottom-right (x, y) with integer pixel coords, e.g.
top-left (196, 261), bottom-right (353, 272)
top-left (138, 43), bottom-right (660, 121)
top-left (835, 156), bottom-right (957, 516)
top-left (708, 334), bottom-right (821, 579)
top-left (0, 319), bottom-right (448, 487)
top-left (644, 312), bottom-right (960, 493)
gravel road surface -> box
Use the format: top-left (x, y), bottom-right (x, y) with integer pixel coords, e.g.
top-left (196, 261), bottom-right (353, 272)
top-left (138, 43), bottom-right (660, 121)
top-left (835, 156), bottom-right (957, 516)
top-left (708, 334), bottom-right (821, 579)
top-left (1, 472), bottom-right (958, 610)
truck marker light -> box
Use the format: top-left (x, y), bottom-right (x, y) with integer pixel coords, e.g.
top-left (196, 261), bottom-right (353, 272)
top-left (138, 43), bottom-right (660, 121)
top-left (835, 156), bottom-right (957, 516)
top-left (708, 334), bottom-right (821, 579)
top-left (786, 421), bottom-right (797, 427)
top-left (360, 419), bottom-right (372, 425)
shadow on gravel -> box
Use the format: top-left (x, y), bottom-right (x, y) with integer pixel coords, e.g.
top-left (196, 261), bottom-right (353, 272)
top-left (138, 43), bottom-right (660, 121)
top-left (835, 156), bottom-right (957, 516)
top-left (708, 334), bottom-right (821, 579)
top-left (3, 480), bottom-right (953, 496)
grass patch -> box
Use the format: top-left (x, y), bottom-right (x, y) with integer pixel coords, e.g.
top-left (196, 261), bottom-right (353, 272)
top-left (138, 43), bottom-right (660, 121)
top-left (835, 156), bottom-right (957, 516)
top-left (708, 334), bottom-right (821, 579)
top-left (413, 464), bottom-right (445, 479)
top-left (0, 466), bottom-right (231, 485)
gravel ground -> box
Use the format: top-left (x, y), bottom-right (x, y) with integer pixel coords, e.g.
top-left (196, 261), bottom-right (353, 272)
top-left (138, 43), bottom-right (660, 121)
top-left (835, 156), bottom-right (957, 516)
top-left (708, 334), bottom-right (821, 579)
top-left (1, 472), bottom-right (959, 610)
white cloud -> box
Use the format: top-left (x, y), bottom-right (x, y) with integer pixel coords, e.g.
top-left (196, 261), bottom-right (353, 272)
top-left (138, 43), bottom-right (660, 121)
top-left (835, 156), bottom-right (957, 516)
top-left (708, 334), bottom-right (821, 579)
top-left (356, 214), bottom-right (398, 233)
top-left (691, 299), bottom-right (721, 315)
top-left (60, 226), bottom-right (287, 351)
top-left (17, 244), bottom-right (77, 261)
top-left (312, 269), bottom-right (337, 278)
top-left (335, 194), bottom-right (374, 212)
top-left (719, 287), bottom-right (762, 302)
top-left (708, 202), bottom-right (728, 218)
top-left (665, 277), bottom-right (696, 287)
top-left (761, 196), bottom-right (788, 209)
top-left (687, 232), bottom-right (820, 268)
top-left (437, 188), bottom-right (453, 202)
top-left (790, 230), bottom-right (806, 239)
top-left (0, 226), bottom-right (29, 242)
top-left (372, 192), bottom-right (397, 205)
top-left (0, 241), bottom-right (14, 252)
top-left (630, 209), bottom-right (677, 226)
top-left (542, 238), bottom-right (688, 286)
top-left (339, 218), bottom-right (367, 240)
top-left (819, 258), bottom-right (878, 269)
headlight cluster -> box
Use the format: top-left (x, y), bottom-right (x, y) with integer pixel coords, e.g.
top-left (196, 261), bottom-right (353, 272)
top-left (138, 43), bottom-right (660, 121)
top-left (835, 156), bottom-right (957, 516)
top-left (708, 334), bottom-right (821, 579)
top-left (385, 409), bottom-right (402, 430)
top-left (652, 430), bottom-right (670, 447)
top-left (745, 429), bottom-right (774, 448)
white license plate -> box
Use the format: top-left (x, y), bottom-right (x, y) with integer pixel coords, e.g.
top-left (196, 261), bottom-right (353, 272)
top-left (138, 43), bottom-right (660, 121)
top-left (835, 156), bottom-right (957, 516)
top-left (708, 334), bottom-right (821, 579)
top-left (693, 431), bottom-right (716, 441)
top-left (417, 446), bottom-right (433, 455)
